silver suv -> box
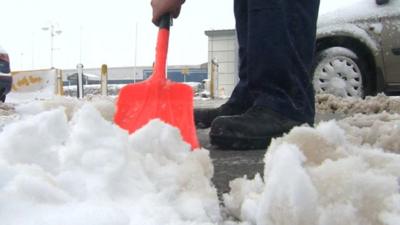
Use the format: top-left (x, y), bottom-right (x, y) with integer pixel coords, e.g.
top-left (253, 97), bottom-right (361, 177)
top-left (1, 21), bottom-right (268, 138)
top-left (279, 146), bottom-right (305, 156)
top-left (313, 0), bottom-right (400, 97)
top-left (0, 46), bottom-right (12, 102)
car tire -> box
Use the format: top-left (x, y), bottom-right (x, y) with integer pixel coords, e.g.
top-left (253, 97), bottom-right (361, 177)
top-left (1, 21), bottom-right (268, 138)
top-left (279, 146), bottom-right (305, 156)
top-left (312, 47), bottom-right (371, 98)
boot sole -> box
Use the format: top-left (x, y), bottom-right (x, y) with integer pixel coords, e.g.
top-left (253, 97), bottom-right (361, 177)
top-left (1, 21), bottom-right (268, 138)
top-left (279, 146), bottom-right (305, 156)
top-left (210, 134), bottom-right (274, 150)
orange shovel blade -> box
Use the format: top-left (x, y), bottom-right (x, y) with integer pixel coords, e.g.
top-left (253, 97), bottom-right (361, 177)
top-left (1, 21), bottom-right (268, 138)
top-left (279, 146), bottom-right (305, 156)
top-left (114, 80), bottom-right (199, 149)
top-left (114, 22), bottom-right (199, 150)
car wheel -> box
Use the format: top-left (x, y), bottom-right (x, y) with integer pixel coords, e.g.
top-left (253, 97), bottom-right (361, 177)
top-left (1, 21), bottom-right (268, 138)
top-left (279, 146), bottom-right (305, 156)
top-left (312, 47), bottom-right (369, 98)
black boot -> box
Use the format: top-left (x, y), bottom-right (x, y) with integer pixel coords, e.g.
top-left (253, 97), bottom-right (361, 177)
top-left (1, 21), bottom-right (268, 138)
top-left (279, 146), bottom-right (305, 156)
top-left (194, 103), bottom-right (248, 129)
top-left (209, 106), bottom-right (306, 150)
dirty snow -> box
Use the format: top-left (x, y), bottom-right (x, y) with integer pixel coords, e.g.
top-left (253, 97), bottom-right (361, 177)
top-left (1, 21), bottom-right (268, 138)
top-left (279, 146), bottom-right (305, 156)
top-left (0, 93), bottom-right (399, 225)
top-left (316, 94), bottom-right (400, 115)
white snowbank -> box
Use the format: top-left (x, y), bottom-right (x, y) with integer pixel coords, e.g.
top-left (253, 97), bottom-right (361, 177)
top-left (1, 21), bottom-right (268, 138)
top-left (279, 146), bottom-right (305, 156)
top-left (339, 112), bottom-right (400, 154)
top-left (223, 120), bottom-right (400, 225)
top-left (0, 103), bottom-right (221, 225)
top-left (7, 83), bottom-right (59, 104)
top-left (1, 94), bottom-right (400, 224)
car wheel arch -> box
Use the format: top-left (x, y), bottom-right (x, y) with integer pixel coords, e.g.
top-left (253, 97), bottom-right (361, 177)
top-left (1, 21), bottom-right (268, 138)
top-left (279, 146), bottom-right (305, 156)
top-left (315, 35), bottom-right (382, 95)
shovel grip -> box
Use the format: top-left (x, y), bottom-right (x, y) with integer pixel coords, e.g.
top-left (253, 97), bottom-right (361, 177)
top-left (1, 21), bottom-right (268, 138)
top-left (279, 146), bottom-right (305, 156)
top-left (158, 14), bottom-right (171, 30)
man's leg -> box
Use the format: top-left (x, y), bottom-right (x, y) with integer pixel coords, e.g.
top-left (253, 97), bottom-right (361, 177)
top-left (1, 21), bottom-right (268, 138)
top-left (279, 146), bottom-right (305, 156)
top-left (246, 0), bottom-right (319, 124)
top-left (226, 0), bottom-right (253, 109)
top-left (194, 0), bottom-right (250, 128)
top-left (210, 0), bottom-right (320, 149)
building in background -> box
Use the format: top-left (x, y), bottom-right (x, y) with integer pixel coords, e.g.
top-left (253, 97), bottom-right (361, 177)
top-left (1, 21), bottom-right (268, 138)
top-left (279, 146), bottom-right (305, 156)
top-left (205, 29), bottom-right (237, 98)
top-left (142, 64), bottom-right (208, 83)
top-left (62, 64), bottom-right (207, 86)
top-left (62, 28), bottom-right (239, 99)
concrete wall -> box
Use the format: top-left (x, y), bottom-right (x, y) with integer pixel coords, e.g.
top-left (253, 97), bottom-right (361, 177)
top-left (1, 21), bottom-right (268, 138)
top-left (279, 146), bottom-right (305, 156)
top-left (205, 29), bottom-right (238, 98)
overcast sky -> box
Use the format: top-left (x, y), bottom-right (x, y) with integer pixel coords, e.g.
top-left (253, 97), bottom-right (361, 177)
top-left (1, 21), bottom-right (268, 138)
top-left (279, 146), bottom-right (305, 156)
top-left (2, 0), bottom-right (359, 71)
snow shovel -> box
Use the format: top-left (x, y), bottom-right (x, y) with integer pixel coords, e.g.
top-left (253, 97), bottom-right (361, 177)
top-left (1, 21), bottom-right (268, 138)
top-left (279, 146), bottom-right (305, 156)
top-left (114, 15), bottom-right (199, 150)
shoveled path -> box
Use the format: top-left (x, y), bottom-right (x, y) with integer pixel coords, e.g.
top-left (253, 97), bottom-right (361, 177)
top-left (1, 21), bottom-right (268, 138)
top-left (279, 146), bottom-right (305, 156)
top-left (197, 128), bottom-right (265, 196)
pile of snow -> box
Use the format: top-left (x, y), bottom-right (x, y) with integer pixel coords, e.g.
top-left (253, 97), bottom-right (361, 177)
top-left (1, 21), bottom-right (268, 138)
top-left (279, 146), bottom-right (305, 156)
top-left (339, 112), bottom-right (400, 154)
top-left (0, 100), bottom-right (221, 225)
top-left (223, 119), bottom-right (400, 225)
top-left (0, 96), bottom-right (116, 129)
top-left (7, 86), bottom-right (59, 104)
top-left (1, 94), bottom-right (400, 224)
top-left (316, 94), bottom-right (400, 114)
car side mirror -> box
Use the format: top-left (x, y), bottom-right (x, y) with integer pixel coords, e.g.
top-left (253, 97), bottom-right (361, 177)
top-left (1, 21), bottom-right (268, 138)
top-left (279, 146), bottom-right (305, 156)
top-left (376, 0), bottom-right (389, 5)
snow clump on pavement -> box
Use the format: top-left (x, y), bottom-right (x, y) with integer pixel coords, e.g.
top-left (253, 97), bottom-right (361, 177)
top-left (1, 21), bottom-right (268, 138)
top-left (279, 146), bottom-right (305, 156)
top-left (1, 94), bottom-right (400, 224)
top-left (316, 94), bottom-right (400, 115)
top-left (0, 102), bottom-right (221, 225)
top-left (223, 119), bottom-right (400, 225)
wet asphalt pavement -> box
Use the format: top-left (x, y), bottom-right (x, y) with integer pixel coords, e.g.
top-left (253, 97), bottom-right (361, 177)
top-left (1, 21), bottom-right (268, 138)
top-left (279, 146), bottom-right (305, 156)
top-left (197, 128), bottom-right (266, 196)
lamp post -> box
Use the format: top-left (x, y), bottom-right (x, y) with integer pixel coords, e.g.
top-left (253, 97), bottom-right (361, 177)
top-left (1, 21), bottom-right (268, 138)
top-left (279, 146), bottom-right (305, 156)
top-left (42, 24), bottom-right (62, 68)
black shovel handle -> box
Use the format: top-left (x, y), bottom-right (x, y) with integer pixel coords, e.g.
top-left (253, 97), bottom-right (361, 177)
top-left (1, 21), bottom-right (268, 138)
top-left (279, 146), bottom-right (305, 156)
top-left (158, 14), bottom-right (172, 30)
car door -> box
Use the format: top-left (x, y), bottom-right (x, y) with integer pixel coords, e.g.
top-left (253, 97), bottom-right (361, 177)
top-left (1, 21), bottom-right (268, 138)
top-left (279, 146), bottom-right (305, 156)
top-left (379, 2), bottom-right (400, 83)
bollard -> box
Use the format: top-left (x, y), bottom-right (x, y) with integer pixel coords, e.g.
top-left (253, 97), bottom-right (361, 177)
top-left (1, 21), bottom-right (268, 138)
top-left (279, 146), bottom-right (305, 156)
top-left (56, 69), bottom-right (64, 96)
top-left (77, 63), bottom-right (84, 99)
top-left (101, 64), bottom-right (108, 96)
top-left (210, 58), bottom-right (219, 99)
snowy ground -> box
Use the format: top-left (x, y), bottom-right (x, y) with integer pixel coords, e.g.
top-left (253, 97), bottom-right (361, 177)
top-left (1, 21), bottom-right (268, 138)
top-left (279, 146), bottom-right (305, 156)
top-left (0, 93), bottom-right (400, 225)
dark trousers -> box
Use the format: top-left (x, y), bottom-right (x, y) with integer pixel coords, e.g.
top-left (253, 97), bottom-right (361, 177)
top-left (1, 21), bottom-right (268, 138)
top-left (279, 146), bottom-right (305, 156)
top-left (228, 0), bottom-right (320, 124)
